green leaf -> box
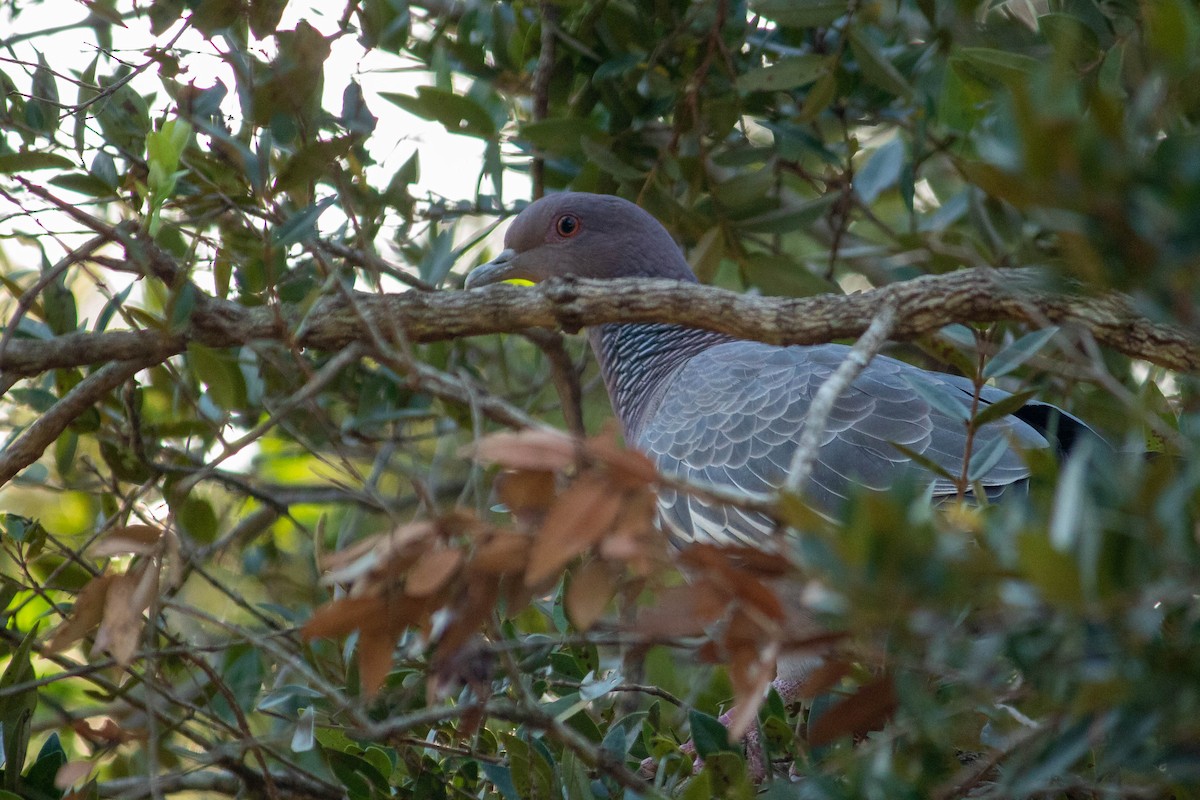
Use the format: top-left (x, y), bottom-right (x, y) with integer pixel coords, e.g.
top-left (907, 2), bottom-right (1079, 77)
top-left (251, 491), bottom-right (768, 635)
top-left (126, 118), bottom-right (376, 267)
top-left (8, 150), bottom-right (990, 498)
top-left (743, 253), bottom-right (839, 298)
top-left (579, 136), bottom-right (647, 180)
top-left (951, 47), bottom-right (1039, 87)
top-left (889, 441), bottom-right (957, 481)
top-left (29, 55), bottom-right (60, 135)
top-left (983, 327), bottom-right (1060, 380)
top-left (855, 137), bottom-right (905, 204)
top-left (382, 86), bottom-right (495, 138)
top-left (95, 82), bottom-right (151, 154)
top-left (1039, 13), bottom-right (1103, 68)
top-left (0, 152), bottom-right (75, 173)
top-left (735, 194), bottom-right (837, 233)
top-left (47, 173), bottom-right (117, 197)
top-left (290, 707), bottom-right (315, 752)
top-left (967, 435), bottom-right (1011, 482)
top-left (849, 28), bottom-right (912, 97)
top-left (688, 709), bottom-right (732, 758)
top-left (22, 733), bottom-right (65, 796)
top-left (518, 118), bottom-right (601, 156)
top-left (799, 71), bottom-right (838, 121)
top-left (0, 627), bottom-right (37, 793)
top-left (272, 197), bottom-right (336, 246)
top-left (904, 375), bottom-right (970, 423)
top-left (737, 55), bottom-right (829, 92)
top-left (481, 763), bottom-right (520, 800)
top-left (42, 278), bottom-right (77, 335)
top-left (972, 388), bottom-right (1040, 429)
top-left (186, 343), bottom-right (247, 412)
top-left (753, 0), bottom-right (848, 28)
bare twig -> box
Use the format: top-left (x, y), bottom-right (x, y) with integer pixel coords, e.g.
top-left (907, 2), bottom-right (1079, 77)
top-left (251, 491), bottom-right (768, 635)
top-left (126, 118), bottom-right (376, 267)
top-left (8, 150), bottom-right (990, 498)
top-left (784, 303), bottom-right (898, 495)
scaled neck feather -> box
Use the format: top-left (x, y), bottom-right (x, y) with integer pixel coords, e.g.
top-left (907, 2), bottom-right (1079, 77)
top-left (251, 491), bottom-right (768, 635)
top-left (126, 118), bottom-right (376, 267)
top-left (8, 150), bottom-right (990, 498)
top-left (588, 322), bottom-right (734, 440)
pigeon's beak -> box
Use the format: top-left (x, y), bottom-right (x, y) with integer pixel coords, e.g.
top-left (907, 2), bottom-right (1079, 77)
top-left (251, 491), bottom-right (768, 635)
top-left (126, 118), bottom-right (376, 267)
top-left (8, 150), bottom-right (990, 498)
top-left (464, 248), bottom-right (520, 289)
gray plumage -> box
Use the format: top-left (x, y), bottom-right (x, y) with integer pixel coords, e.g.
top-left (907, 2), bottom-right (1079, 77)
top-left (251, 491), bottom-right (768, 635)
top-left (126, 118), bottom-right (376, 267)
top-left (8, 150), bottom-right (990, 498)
top-left (466, 192), bottom-right (1086, 547)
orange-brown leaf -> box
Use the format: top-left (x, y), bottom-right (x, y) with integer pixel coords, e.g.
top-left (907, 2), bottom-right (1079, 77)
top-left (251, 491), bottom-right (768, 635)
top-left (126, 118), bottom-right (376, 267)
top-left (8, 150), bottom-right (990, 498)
top-left (495, 470), bottom-right (557, 515)
top-left (793, 659), bottom-right (852, 698)
top-left (303, 595), bottom-right (388, 639)
top-left (635, 584), bottom-right (726, 638)
top-left (356, 631), bottom-right (398, 695)
top-left (807, 675), bottom-right (897, 746)
top-left (470, 531), bottom-right (532, 574)
top-left (47, 574), bottom-right (116, 653)
top-left (436, 580), bottom-right (499, 658)
top-left (526, 473), bottom-right (623, 587)
top-left (680, 546), bottom-right (785, 621)
top-left (583, 435), bottom-right (660, 486)
top-left (470, 429), bottom-right (579, 471)
top-left (90, 524), bottom-right (163, 558)
top-left (726, 639), bottom-right (777, 738)
top-left (564, 560), bottom-right (617, 631)
top-left (72, 718), bottom-right (144, 746)
top-left (405, 547), bottom-right (464, 598)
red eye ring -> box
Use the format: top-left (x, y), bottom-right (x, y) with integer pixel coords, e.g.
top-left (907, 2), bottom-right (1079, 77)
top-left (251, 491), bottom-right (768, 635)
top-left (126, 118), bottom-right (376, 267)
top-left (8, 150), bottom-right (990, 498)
top-left (555, 213), bottom-right (581, 238)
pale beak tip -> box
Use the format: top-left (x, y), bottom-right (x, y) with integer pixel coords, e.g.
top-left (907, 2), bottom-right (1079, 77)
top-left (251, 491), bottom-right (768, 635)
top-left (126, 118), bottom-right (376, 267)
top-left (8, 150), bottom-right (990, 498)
top-left (464, 248), bottom-right (517, 290)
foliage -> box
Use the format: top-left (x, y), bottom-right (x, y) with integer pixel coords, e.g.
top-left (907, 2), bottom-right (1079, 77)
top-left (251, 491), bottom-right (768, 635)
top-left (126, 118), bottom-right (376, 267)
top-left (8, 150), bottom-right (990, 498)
top-left (0, 0), bottom-right (1198, 798)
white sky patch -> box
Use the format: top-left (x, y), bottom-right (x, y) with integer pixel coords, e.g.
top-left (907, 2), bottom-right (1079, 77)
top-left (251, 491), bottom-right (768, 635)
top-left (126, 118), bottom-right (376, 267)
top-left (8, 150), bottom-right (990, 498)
top-left (1, 1), bottom-right (526, 256)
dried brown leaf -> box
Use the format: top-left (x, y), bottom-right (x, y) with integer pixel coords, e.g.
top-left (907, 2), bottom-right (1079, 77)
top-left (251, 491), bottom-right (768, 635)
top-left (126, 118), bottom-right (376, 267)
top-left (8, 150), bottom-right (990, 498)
top-left (356, 630), bottom-right (398, 695)
top-left (54, 761), bottom-right (92, 790)
top-left (405, 547), bottom-right (464, 598)
top-left (635, 584), bottom-right (726, 638)
top-left (470, 531), bottom-right (532, 574)
top-left (304, 593), bottom-right (435, 640)
top-left (92, 571), bottom-right (142, 666)
top-left (303, 595), bottom-right (388, 639)
top-left (72, 718), bottom-right (144, 746)
top-left (47, 574), bottom-right (116, 653)
top-left (565, 560), bottom-right (617, 631)
top-left (584, 435), bottom-right (659, 486)
top-left (599, 495), bottom-right (664, 575)
top-left (495, 470), bottom-right (557, 512)
top-left (793, 659), bottom-right (852, 698)
top-left (470, 429), bottom-right (579, 471)
top-left (129, 558), bottom-right (160, 615)
top-left (436, 580), bottom-right (499, 658)
top-left (321, 521), bottom-right (436, 584)
top-left (164, 530), bottom-right (183, 590)
top-left (526, 473), bottom-right (623, 587)
top-left (726, 637), bottom-right (777, 738)
top-left (681, 546), bottom-right (785, 621)
top-left (90, 524), bottom-right (162, 557)
top-left (807, 675), bottom-right (897, 746)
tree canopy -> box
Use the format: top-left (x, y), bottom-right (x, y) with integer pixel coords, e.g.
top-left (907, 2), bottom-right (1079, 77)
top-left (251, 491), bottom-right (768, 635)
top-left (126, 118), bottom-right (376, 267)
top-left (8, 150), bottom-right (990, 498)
top-left (1, 0), bottom-right (1199, 798)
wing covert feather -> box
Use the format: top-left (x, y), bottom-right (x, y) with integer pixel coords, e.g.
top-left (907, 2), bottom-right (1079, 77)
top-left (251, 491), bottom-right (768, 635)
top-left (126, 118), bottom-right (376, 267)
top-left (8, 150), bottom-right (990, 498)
top-left (638, 342), bottom-right (1049, 546)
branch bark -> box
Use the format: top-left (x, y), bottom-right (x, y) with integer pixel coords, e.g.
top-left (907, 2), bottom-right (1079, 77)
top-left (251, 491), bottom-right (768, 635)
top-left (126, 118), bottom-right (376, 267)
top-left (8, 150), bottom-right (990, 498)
top-left (2, 268), bottom-right (1195, 380)
top-left (0, 359), bottom-right (149, 485)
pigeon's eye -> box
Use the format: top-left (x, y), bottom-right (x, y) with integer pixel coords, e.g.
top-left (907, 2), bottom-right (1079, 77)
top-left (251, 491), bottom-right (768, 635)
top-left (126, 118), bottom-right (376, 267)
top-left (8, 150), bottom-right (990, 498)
top-left (555, 214), bottom-right (581, 238)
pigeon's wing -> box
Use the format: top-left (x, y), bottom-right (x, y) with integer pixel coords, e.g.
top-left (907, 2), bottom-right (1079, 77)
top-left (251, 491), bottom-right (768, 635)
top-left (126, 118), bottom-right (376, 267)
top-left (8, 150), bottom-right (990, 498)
top-left (638, 342), bottom-right (1049, 547)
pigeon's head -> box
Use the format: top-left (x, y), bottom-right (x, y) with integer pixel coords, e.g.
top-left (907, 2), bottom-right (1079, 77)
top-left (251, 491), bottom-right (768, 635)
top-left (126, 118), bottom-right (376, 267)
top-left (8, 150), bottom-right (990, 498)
top-left (464, 192), bottom-right (698, 289)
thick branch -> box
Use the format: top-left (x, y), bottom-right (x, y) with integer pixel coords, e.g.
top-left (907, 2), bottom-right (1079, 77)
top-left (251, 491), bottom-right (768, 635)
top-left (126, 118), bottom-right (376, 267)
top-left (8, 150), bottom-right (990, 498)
top-left (0, 359), bottom-right (148, 485)
top-left (1, 269), bottom-right (1196, 379)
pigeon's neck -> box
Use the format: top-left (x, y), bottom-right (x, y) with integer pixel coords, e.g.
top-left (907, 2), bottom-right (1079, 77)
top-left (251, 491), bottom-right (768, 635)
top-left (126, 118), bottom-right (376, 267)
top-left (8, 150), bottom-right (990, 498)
top-left (589, 322), bottom-right (733, 439)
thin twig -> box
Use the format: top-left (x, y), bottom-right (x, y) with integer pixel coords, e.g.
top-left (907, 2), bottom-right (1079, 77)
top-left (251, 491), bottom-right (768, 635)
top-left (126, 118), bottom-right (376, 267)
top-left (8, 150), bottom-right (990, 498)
top-left (784, 303), bottom-right (898, 496)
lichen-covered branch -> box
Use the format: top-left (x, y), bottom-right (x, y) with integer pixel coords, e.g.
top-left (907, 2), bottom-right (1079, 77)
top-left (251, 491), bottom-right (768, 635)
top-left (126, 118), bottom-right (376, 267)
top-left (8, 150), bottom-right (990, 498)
top-left (2, 268), bottom-right (1195, 380)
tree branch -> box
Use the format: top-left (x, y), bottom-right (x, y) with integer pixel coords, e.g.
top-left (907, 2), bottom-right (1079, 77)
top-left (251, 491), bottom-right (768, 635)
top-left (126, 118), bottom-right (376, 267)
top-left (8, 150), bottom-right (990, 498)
top-left (0, 359), bottom-right (149, 485)
top-left (1, 269), bottom-right (1195, 382)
